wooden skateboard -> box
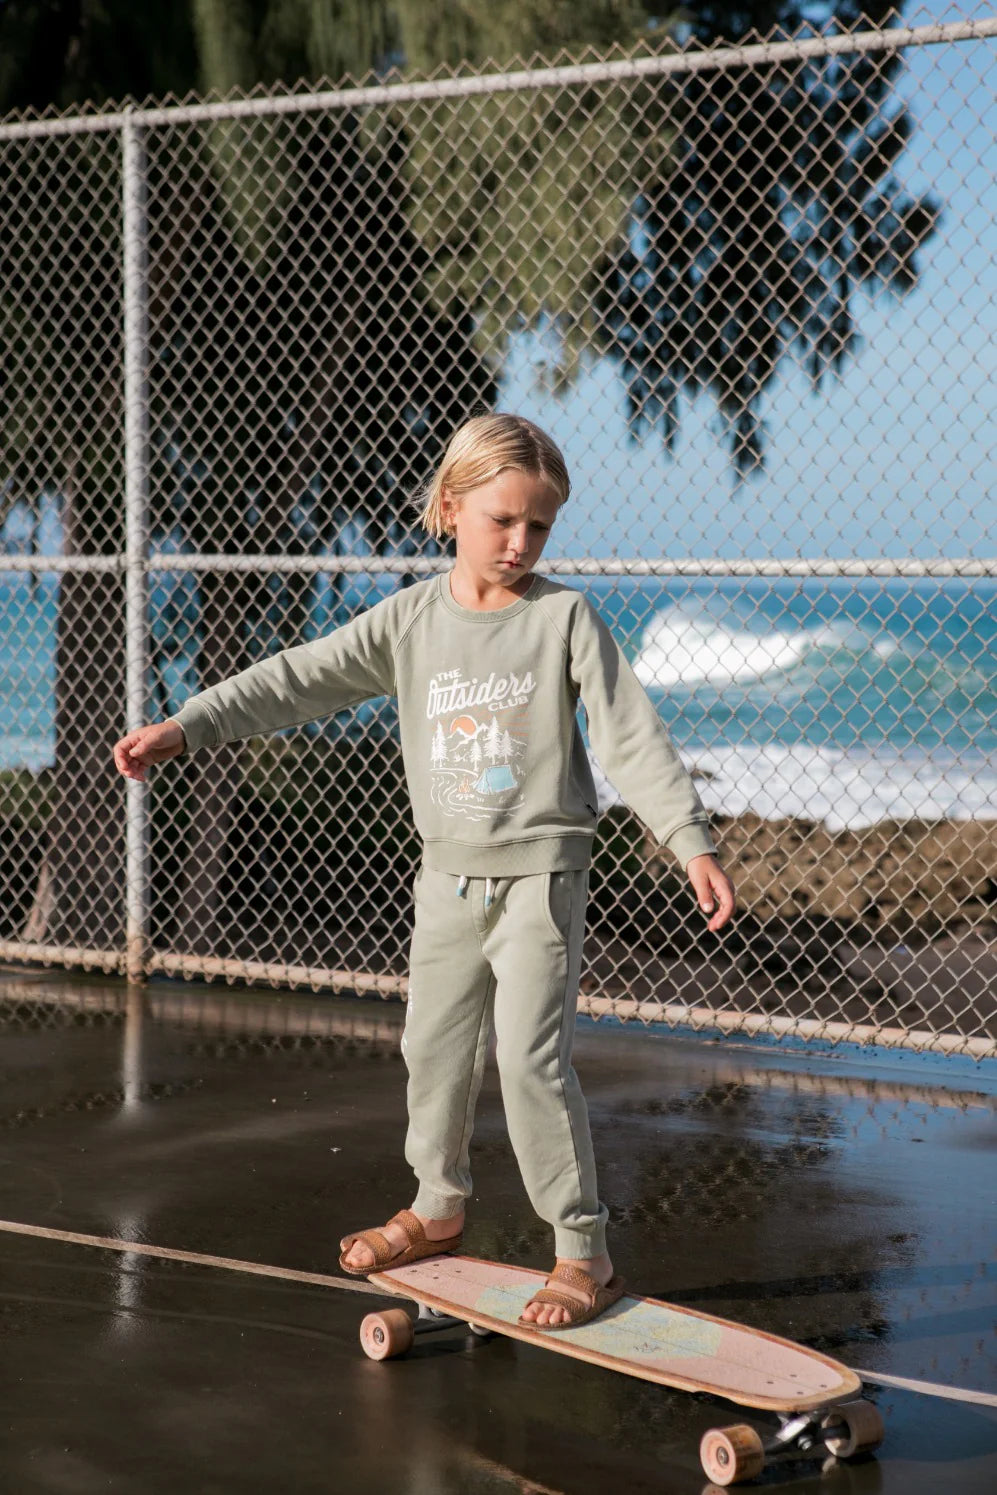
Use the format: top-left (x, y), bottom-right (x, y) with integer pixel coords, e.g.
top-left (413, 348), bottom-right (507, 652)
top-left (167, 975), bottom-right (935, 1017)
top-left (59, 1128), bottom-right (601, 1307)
top-left (361, 1255), bottom-right (884, 1486)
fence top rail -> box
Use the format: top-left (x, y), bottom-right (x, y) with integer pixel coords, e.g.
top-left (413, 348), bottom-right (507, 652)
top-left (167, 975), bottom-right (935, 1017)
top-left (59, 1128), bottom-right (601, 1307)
top-left (2, 16), bottom-right (996, 142)
top-left (3, 554), bottom-right (996, 578)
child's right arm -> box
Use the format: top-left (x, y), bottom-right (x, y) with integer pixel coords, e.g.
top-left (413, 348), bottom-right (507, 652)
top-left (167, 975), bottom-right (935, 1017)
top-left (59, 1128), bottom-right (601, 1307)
top-left (112, 605), bottom-right (396, 779)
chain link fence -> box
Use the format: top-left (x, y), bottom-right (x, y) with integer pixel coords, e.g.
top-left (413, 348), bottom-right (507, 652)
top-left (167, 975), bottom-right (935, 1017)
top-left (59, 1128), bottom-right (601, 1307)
top-left (1, 8), bottom-right (995, 1056)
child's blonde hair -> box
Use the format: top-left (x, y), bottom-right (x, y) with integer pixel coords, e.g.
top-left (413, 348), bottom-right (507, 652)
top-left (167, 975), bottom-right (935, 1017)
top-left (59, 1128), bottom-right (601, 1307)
top-left (418, 413), bottom-right (570, 541)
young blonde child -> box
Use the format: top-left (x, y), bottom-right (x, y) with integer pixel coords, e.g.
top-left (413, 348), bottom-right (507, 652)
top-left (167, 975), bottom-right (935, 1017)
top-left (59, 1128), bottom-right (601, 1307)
top-left (113, 413), bottom-right (734, 1331)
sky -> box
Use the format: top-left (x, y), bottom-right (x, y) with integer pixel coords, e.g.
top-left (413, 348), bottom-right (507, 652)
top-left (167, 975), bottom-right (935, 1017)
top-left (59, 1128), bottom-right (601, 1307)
top-left (499, 6), bottom-right (997, 561)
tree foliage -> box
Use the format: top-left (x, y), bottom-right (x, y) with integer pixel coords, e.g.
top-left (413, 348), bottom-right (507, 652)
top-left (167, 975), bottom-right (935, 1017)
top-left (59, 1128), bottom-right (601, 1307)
top-left (191, 0), bottom-right (399, 93)
top-left (593, 1), bottom-right (941, 473)
top-left (396, 0), bottom-right (668, 71)
top-left (2, 4), bottom-right (941, 482)
top-left (390, 3), bottom-right (679, 368)
top-left (390, 0), bottom-right (941, 475)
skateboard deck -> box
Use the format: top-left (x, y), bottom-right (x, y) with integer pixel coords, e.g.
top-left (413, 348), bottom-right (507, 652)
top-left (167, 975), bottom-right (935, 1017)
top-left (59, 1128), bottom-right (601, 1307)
top-left (363, 1255), bottom-right (882, 1485)
top-left (368, 1254), bottom-right (860, 1412)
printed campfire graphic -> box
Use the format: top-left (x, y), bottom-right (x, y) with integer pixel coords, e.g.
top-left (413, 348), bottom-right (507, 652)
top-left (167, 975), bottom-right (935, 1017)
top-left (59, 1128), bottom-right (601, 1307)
top-left (426, 667), bottom-right (535, 821)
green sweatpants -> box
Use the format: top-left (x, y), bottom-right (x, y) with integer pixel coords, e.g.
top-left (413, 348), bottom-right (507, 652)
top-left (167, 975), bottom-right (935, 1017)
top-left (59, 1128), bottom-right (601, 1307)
top-left (402, 863), bottom-right (609, 1259)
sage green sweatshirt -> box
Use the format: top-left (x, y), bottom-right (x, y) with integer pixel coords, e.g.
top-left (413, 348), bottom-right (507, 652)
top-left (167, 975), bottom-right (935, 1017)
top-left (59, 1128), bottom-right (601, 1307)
top-left (173, 571), bottom-right (715, 877)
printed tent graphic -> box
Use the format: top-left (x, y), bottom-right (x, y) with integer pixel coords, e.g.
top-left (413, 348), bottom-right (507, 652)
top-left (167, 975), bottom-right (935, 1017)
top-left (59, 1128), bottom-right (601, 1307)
top-left (473, 764), bottom-right (517, 794)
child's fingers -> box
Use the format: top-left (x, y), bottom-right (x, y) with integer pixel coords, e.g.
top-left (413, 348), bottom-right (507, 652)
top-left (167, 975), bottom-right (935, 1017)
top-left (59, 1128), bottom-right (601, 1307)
top-left (112, 735), bottom-right (137, 774)
top-left (113, 728), bottom-right (158, 778)
top-left (687, 857), bottom-right (736, 932)
top-left (113, 747), bottom-right (144, 780)
top-left (688, 857), bottom-right (717, 909)
top-left (705, 874), bottom-right (736, 931)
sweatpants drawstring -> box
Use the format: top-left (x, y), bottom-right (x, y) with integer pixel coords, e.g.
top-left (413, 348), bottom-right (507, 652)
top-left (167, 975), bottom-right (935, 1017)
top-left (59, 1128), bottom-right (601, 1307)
top-left (454, 875), bottom-right (495, 910)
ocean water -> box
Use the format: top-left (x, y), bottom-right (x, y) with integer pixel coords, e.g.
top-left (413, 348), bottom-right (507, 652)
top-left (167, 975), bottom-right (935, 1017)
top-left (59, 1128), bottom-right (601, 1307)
top-left (585, 574), bottom-right (997, 832)
top-left (2, 521), bottom-right (995, 833)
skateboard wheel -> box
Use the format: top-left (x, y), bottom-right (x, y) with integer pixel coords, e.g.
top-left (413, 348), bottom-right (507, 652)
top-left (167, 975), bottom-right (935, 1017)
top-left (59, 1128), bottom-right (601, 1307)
top-left (360, 1309), bottom-right (414, 1361)
top-left (699, 1425), bottom-right (765, 1485)
top-left (821, 1400), bottom-right (884, 1458)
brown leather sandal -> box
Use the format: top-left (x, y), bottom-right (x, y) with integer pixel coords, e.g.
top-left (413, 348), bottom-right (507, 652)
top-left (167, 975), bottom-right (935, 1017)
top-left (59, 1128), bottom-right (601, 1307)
top-left (518, 1262), bottom-right (627, 1331)
top-left (338, 1207), bottom-right (463, 1278)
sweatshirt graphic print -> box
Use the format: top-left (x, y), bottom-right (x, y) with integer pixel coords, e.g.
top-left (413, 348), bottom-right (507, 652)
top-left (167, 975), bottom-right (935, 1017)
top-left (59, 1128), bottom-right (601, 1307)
top-left (426, 663), bottom-right (536, 820)
top-left (173, 571), bottom-right (715, 878)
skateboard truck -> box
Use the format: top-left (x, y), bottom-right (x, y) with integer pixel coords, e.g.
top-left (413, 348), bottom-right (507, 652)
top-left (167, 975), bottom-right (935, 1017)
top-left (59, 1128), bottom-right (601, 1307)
top-left (415, 1302), bottom-right (494, 1340)
top-left (700, 1400), bottom-right (884, 1485)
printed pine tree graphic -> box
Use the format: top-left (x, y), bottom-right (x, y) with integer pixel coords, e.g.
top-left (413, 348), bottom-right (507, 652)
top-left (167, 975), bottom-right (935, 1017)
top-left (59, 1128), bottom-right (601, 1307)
top-left (500, 729), bottom-right (516, 759)
top-left (470, 739), bottom-right (483, 773)
top-left (484, 715), bottom-right (503, 762)
top-left (431, 721), bottom-right (448, 767)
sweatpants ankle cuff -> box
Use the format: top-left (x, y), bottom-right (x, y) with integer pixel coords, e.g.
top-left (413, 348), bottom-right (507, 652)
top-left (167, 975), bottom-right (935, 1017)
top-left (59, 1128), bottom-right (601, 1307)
top-left (554, 1230), bottom-right (607, 1260)
top-left (411, 1190), bottom-right (467, 1222)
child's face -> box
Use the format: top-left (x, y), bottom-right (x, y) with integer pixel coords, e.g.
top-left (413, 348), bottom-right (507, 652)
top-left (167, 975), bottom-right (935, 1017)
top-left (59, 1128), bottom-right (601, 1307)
top-left (442, 467), bottom-right (561, 587)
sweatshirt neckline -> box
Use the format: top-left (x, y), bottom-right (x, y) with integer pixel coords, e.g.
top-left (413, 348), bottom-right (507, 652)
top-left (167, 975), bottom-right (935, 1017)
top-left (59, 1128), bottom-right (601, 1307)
top-left (437, 570), bottom-right (544, 621)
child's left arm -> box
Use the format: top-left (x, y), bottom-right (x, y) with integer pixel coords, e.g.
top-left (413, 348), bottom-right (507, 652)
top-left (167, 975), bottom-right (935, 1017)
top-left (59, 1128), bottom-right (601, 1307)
top-left (568, 598), bottom-right (735, 930)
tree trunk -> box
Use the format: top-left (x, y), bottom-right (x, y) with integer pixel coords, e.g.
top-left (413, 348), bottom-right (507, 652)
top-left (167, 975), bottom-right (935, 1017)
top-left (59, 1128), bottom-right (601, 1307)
top-left (174, 571), bottom-right (249, 958)
top-left (22, 473), bottom-right (126, 952)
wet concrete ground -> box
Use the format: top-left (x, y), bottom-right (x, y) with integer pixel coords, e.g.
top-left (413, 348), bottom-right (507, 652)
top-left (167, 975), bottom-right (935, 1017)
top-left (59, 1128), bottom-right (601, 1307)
top-left (1, 968), bottom-right (996, 1494)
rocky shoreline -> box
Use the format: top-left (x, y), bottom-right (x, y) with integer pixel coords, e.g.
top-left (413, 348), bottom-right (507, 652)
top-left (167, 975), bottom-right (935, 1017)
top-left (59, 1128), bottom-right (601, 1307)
top-left (621, 806), bottom-right (997, 1037)
top-left (681, 810), bottom-right (996, 937)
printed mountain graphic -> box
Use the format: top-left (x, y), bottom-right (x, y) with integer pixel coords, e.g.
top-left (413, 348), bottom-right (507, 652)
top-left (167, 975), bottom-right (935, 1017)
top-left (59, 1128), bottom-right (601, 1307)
top-left (431, 711), bottom-right (524, 781)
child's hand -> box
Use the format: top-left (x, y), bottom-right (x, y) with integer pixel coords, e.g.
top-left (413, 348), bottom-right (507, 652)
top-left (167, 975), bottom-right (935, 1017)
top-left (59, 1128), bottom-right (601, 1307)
top-left (112, 720), bottom-right (185, 782)
top-left (686, 854), bottom-right (735, 933)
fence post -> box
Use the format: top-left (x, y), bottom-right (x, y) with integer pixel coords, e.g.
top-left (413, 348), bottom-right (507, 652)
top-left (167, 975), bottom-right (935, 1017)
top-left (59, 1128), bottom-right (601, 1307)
top-left (122, 107), bottom-right (150, 986)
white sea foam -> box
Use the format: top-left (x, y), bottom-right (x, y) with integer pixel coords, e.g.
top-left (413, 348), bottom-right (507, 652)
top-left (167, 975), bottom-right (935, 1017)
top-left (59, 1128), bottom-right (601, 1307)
top-left (633, 606), bottom-right (819, 689)
top-left (589, 743), bottom-right (997, 832)
top-left (629, 600), bottom-right (922, 693)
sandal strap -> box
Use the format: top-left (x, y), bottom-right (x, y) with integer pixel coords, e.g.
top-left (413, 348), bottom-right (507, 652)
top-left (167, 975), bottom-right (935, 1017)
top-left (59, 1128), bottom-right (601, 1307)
top-left (527, 1288), bottom-right (586, 1316)
top-left (341, 1227), bottom-right (395, 1267)
top-left (387, 1208), bottom-right (427, 1246)
top-left (340, 1210), bottom-right (428, 1268)
top-left (549, 1262), bottom-right (601, 1299)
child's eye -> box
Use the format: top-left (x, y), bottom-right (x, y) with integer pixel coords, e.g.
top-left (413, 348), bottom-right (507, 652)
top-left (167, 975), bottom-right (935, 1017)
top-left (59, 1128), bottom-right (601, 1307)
top-left (490, 516), bottom-right (549, 533)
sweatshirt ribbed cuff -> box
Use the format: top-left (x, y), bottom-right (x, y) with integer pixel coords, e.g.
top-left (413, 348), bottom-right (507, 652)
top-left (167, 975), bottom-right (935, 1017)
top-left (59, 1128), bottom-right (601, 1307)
top-left (664, 821), bottom-right (716, 870)
top-left (172, 700), bottom-right (220, 753)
